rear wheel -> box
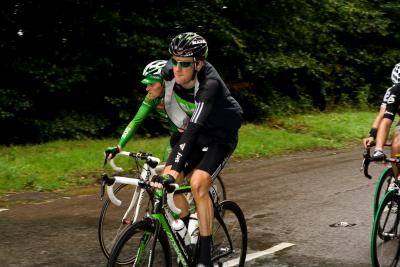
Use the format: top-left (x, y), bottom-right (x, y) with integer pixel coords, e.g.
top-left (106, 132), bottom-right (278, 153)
top-left (212, 200), bottom-right (247, 267)
top-left (212, 175), bottom-right (227, 203)
top-left (98, 184), bottom-right (153, 264)
top-left (107, 219), bottom-right (171, 267)
top-left (371, 190), bottom-right (400, 267)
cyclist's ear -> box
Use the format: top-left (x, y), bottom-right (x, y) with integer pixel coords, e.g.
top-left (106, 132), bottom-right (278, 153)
top-left (194, 60), bottom-right (204, 72)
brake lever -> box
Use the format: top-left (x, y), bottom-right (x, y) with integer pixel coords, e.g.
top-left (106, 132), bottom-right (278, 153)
top-left (361, 148), bottom-right (372, 179)
top-left (100, 153), bottom-right (109, 200)
top-left (100, 172), bottom-right (107, 200)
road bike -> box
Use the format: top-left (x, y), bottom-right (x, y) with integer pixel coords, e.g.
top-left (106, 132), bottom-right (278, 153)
top-left (98, 151), bottom-right (227, 264)
top-left (368, 155), bottom-right (400, 267)
top-left (101, 154), bottom-right (247, 267)
top-left (362, 143), bottom-right (394, 217)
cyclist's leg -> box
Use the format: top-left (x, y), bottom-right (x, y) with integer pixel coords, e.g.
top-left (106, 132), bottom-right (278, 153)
top-left (191, 170), bottom-right (213, 235)
top-left (164, 139), bottom-right (206, 220)
top-left (193, 143), bottom-right (233, 232)
top-left (190, 142), bottom-right (235, 266)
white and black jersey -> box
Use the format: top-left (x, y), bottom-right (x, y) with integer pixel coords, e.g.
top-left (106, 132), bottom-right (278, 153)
top-left (383, 83), bottom-right (400, 121)
top-left (163, 61), bottom-right (243, 174)
top-left (381, 86), bottom-right (393, 108)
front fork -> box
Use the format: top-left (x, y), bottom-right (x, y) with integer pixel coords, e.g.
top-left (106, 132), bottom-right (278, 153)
top-left (134, 218), bottom-right (161, 266)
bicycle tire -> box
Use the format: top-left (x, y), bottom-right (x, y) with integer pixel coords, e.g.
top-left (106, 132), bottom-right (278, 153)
top-left (213, 175), bottom-right (227, 203)
top-left (212, 200), bottom-right (248, 267)
top-left (371, 189), bottom-right (400, 267)
top-left (107, 219), bottom-right (171, 267)
top-left (98, 183), bottom-right (153, 264)
top-left (374, 167), bottom-right (394, 216)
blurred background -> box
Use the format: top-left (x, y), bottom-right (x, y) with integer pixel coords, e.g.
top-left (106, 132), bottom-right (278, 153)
top-left (2, 0), bottom-right (400, 145)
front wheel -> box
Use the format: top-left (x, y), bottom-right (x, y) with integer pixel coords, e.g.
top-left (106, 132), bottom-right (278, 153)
top-left (371, 190), bottom-right (400, 267)
top-left (374, 167), bottom-right (394, 217)
top-left (212, 200), bottom-right (248, 267)
top-left (107, 219), bottom-right (171, 267)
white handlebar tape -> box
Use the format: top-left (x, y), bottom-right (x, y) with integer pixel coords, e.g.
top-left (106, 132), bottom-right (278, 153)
top-left (166, 184), bottom-right (181, 214)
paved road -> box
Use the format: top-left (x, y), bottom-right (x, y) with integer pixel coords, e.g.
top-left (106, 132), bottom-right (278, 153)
top-left (0, 147), bottom-right (380, 266)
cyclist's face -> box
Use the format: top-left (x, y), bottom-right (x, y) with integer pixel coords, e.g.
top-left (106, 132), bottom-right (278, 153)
top-left (146, 81), bottom-right (163, 99)
top-left (172, 56), bottom-right (203, 87)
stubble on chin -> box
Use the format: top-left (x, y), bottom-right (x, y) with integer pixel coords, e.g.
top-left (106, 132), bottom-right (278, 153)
top-left (174, 76), bottom-right (184, 85)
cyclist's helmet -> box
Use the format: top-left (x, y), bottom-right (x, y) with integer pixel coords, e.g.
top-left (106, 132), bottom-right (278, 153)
top-left (141, 60), bottom-right (168, 84)
top-left (169, 32), bottom-right (208, 60)
top-left (392, 63), bottom-right (400, 84)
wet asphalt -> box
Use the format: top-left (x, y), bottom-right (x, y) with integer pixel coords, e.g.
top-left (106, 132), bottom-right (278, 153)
top-left (0, 146), bottom-right (379, 266)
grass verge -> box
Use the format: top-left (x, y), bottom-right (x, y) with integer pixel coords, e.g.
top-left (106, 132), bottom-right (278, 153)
top-left (0, 111), bottom-right (377, 194)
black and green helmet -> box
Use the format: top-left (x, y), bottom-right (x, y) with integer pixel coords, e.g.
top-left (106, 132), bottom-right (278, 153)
top-left (169, 32), bottom-right (208, 60)
top-left (141, 60), bottom-right (168, 85)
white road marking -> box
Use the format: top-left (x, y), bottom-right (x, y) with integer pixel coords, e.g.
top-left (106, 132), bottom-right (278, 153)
top-left (218, 242), bottom-right (295, 267)
top-left (0, 209), bottom-right (9, 212)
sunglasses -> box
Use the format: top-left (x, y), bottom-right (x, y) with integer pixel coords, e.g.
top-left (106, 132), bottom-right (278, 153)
top-left (171, 58), bottom-right (194, 69)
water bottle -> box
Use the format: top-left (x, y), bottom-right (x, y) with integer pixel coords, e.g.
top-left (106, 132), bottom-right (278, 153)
top-left (172, 219), bottom-right (190, 246)
top-left (187, 213), bottom-right (199, 245)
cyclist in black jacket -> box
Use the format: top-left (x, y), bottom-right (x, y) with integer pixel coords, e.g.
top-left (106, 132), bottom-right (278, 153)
top-left (372, 64), bottom-right (400, 174)
top-left (363, 87), bottom-right (392, 148)
top-left (151, 32), bottom-right (243, 267)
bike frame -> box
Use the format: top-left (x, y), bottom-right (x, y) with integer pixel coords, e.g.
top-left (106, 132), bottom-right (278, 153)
top-left (103, 151), bottom-right (233, 266)
top-left (134, 188), bottom-right (192, 267)
top-left (107, 152), bottom-right (158, 224)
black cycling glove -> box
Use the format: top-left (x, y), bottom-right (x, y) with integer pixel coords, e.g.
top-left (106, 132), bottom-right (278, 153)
top-left (151, 174), bottom-right (176, 192)
top-left (105, 146), bottom-right (120, 159)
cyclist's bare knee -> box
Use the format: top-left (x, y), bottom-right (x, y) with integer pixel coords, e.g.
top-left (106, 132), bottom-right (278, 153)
top-left (190, 170), bottom-right (211, 199)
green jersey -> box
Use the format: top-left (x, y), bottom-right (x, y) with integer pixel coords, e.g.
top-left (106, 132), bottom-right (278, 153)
top-left (118, 93), bottom-right (195, 148)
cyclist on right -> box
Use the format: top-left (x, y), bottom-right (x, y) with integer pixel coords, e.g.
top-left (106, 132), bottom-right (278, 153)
top-left (363, 63), bottom-right (400, 148)
top-left (371, 63), bottom-right (400, 174)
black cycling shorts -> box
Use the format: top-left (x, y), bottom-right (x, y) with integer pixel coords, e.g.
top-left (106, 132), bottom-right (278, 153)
top-left (166, 133), bottom-right (237, 179)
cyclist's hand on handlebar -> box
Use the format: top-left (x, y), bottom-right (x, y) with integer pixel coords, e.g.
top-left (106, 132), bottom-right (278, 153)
top-left (150, 174), bottom-right (176, 192)
top-left (371, 149), bottom-right (386, 161)
top-left (104, 146), bottom-right (120, 160)
top-left (363, 137), bottom-right (375, 148)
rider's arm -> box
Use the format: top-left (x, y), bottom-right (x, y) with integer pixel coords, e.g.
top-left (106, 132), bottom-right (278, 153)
top-left (370, 89), bottom-right (392, 136)
top-left (371, 106), bottom-right (386, 130)
top-left (375, 86), bottom-right (400, 150)
top-left (375, 118), bottom-right (392, 151)
top-left (364, 88), bottom-right (392, 148)
top-left (363, 106), bottom-right (385, 148)
top-left (117, 95), bottom-right (158, 148)
top-left (170, 79), bottom-right (219, 174)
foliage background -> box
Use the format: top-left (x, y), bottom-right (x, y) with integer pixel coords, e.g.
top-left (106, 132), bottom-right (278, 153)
top-left (2, 0), bottom-right (400, 144)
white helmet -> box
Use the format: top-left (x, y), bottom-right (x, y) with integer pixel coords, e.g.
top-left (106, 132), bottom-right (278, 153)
top-left (141, 60), bottom-right (167, 84)
top-left (391, 63), bottom-right (400, 84)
